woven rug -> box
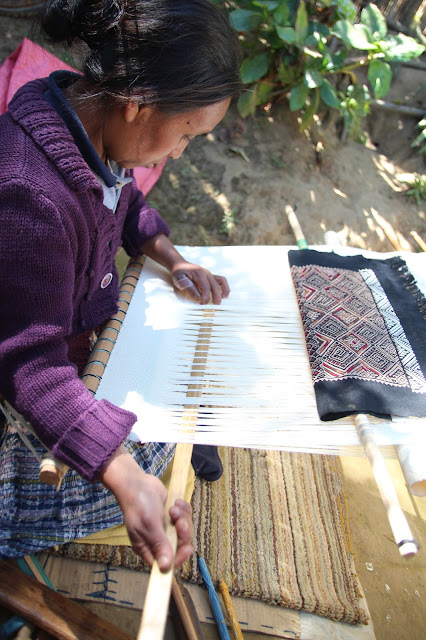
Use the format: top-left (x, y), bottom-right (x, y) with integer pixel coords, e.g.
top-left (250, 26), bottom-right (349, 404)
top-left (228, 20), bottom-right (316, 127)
top-left (55, 447), bottom-right (368, 625)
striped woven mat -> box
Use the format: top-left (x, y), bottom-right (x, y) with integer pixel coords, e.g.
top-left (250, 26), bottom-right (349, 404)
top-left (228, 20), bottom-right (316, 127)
top-left (56, 447), bottom-right (368, 625)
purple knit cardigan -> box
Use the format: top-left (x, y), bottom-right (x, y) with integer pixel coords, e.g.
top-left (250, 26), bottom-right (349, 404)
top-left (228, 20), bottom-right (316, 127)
top-left (0, 78), bottom-right (170, 482)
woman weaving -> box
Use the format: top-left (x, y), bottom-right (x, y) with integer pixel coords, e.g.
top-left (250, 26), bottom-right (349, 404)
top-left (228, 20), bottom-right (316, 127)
top-left (0, 0), bottom-right (241, 565)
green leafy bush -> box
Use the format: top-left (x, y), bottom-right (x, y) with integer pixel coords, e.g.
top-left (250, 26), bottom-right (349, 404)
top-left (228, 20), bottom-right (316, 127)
top-left (412, 118), bottom-right (426, 159)
top-left (403, 173), bottom-right (426, 205)
top-left (222, 1), bottom-right (424, 137)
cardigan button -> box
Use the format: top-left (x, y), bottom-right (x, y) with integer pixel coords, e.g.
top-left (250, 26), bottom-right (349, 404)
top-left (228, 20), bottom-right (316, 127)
top-left (100, 272), bottom-right (113, 289)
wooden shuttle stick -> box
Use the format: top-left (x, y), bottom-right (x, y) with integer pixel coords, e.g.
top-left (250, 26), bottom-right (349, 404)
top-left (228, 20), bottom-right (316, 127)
top-left (286, 205), bottom-right (418, 557)
top-left (138, 442), bottom-right (194, 640)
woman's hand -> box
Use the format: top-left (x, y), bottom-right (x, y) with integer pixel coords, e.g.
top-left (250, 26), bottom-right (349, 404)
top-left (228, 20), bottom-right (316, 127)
top-left (99, 446), bottom-right (193, 571)
top-left (141, 233), bottom-right (230, 304)
top-left (171, 261), bottom-right (229, 304)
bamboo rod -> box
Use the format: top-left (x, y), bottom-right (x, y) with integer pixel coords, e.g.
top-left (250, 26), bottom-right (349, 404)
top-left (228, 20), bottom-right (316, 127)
top-left (285, 205), bottom-right (308, 250)
top-left (287, 208), bottom-right (419, 557)
top-left (410, 230), bottom-right (426, 253)
top-left (370, 208), bottom-right (405, 251)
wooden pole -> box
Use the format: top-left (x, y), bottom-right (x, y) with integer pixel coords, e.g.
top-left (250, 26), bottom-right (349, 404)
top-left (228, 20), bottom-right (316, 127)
top-left (0, 560), bottom-right (134, 640)
top-left (285, 205), bottom-right (309, 250)
top-left (137, 442), bottom-right (194, 640)
top-left (410, 230), bottom-right (426, 253)
top-left (171, 576), bottom-right (205, 640)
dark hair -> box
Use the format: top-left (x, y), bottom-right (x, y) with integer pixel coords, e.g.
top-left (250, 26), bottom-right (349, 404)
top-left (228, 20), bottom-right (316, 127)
top-left (38, 0), bottom-right (242, 112)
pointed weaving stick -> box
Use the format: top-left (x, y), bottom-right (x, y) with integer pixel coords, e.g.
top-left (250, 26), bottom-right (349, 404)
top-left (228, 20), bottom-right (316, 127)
top-left (286, 207), bottom-right (419, 557)
top-left (138, 309), bottom-right (215, 639)
top-left (138, 441), bottom-right (195, 639)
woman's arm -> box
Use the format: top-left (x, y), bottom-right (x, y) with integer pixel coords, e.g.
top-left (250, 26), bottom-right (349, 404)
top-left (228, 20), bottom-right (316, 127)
top-left (121, 181), bottom-right (229, 304)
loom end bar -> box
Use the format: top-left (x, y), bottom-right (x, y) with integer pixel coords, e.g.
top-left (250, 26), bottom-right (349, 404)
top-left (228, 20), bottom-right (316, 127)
top-left (395, 444), bottom-right (426, 497)
top-left (398, 540), bottom-right (420, 558)
top-left (39, 455), bottom-right (68, 490)
top-left (354, 414), bottom-right (419, 558)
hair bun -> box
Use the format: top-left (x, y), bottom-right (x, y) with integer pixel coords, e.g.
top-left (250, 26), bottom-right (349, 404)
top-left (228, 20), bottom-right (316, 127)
top-left (76, 0), bottom-right (124, 49)
top-left (39, 0), bottom-right (75, 43)
top-left (40, 0), bottom-right (124, 48)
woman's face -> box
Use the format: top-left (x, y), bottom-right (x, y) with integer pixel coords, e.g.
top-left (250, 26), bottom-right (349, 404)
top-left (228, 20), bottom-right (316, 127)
top-left (102, 98), bottom-right (231, 169)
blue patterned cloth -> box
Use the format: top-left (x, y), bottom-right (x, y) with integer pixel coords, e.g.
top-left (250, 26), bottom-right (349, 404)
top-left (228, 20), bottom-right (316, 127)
top-left (0, 421), bottom-right (175, 558)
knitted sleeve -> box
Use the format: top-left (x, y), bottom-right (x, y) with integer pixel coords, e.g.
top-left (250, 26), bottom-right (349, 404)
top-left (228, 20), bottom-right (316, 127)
top-left (0, 181), bottom-right (136, 482)
top-left (120, 178), bottom-right (170, 257)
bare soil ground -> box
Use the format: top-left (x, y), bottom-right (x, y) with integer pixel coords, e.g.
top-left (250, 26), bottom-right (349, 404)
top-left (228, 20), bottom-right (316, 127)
top-left (151, 68), bottom-right (425, 254)
top-left (1, 12), bottom-right (425, 640)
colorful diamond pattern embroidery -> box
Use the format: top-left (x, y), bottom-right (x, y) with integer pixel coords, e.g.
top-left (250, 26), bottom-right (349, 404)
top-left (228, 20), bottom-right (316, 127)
top-left (291, 265), bottom-right (409, 388)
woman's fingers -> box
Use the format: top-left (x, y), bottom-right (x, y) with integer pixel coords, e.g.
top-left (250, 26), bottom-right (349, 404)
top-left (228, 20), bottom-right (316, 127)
top-left (128, 497), bottom-right (193, 570)
top-left (173, 273), bottom-right (201, 301)
top-left (170, 499), bottom-right (194, 567)
top-left (172, 267), bottom-right (230, 305)
top-left (175, 543), bottom-right (195, 568)
top-left (213, 274), bottom-right (230, 299)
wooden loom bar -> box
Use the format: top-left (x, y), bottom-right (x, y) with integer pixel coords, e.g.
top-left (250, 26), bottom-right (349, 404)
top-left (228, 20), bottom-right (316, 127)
top-left (354, 415), bottom-right (418, 557)
top-left (0, 560), bottom-right (134, 640)
top-left (285, 205), bottom-right (418, 557)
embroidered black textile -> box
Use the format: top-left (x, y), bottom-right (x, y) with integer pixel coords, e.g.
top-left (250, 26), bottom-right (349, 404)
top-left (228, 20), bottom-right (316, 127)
top-left (288, 250), bottom-right (426, 421)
